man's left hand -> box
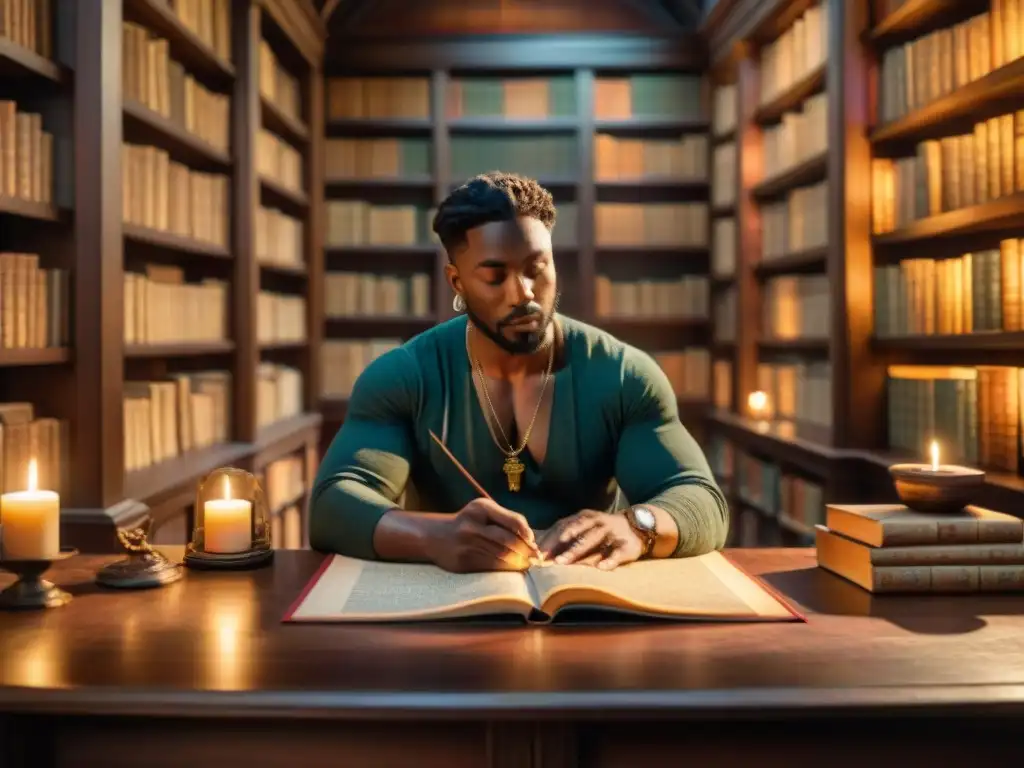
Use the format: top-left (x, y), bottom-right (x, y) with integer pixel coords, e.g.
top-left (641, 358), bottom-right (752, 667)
top-left (536, 510), bottom-right (644, 570)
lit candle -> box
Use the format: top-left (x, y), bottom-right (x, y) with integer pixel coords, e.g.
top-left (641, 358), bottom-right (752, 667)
top-left (748, 390), bottom-right (769, 419)
top-left (930, 439), bottom-right (940, 471)
top-left (0, 459), bottom-right (60, 560)
top-left (203, 475), bottom-right (252, 554)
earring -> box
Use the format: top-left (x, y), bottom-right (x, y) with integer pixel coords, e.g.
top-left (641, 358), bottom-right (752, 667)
top-left (453, 294), bottom-right (466, 312)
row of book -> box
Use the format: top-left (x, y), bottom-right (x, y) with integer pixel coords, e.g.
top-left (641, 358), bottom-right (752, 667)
top-left (167, 0), bottom-right (232, 63)
top-left (712, 142), bottom-right (736, 207)
top-left (256, 206), bottom-right (304, 270)
top-left (877, 9), bottom-right (1014, 126)
top-left (594, 203), bottom-right (708, 247)
top-left (450, 135), bottom-right (578, 181)
top-left (762, 91), bottom-right (827, 180)
top-left (256, 363), bottom-right (303, 429)
top-left (0, 102), bottom-right (53, 206)
top-left (122, 20), bottom-right (230, 154)
top-left (123, 371), bottom-right (231, 473)
top-left (447, 77), bottom-right (576, 119)
top-left (762, 274), bottom-right (830, 341)
top-left (0, 402), bottom-right (64, 495)
top-left (870, 112), bottom-right (1024, 234)
top-left (323, 75), bottom-right (704, 122)
top-left (271, 502), bottom-right (304, 550)
top-left (758, 0), bottom-right (829, 106)
top-left (817, 504), bottom-right (1024, 594)
top-left (122, 143), bottom-right (229, 247)
top-left (736, 451), bottom-right (824, 536)
top-left (263, 454), bottom-right (305, 516)
top-left (324, 201), bottom-right (434, 248)
top-left (761, 181), bottom-right (828, 259)
top-left (713, 287), bottom-right (737, 342)
top-left (258, 39), bottom-right (301, 127)
top-left (713, 85), bottom-right (737, 137)
top-left (324, 272), bottom-right (432, 319)
top-left (1, 1), bottom-right (50, 59)
top-left (654, 348), bottom-right (710, 402)
top-left (712, 218), bottom-right (736, 278)
top-left (756, 360), bottom-right (833, 428)
top-left (0, 253), bottom-right (68, 350)
top-left (713, 359), bottom-right (732, 410)
top-left (321, 338), bottom-right (400, 399)
top-left (886, 364), bottom-right (1019, 472)
top-left (594, 276), bottom-right (709, 319)
top-left (873, 243), bottom-right (1022, 338)
top-left (594, 134), bottom-right (708, 181)
top-left (123, 266), bottom-right (227, 346)
top-left (256, 128), bottom-right (303, 193)
top-left (324, 138), bottom-right (430, 180)
top-left (256, 292), bottom-right (306, 345)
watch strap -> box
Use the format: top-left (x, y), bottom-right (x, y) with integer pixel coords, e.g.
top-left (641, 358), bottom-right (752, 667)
top-left (626, 507), bottom-right (656, 557)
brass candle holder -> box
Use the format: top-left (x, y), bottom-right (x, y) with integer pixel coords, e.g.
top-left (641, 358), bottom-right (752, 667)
top-left (184, 467), bottom-right (273, 570)
top-left (889, 441), bottom-right (985, 514)
top-left (96, 522), bottom-right (184, 589)
top-left (0, 547), bottom-right (77, 610)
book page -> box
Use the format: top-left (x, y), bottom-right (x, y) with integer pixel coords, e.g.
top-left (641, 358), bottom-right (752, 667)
top-left (526, 551), bottom-right (796, 620)
top-left (288, 556), bottom-right (535, 622)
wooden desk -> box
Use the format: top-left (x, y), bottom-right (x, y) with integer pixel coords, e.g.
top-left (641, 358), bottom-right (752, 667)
top-left (1, 548), bottom-right (1023, 768)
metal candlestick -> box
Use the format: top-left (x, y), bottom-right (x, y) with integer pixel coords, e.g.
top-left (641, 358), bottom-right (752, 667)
top-left (0, 547), bottom-right (77, 610)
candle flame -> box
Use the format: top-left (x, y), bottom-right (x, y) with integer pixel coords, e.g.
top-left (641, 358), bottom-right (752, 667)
top-left (222, 474), bottom-right (231, 501)
top-left (748, 390), bottom-right (768, 413)
top-left (26, 458), bottom-right (38, 493)
top-left (929, 440), bottom-right (939, 471)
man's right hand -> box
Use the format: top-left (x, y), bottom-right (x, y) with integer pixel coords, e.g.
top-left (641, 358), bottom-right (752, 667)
top-left (426, 498), bottom-right (539, 573)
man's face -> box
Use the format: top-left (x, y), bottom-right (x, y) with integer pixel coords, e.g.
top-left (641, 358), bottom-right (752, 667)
top-left (447, 216), bottom-right (558, 355)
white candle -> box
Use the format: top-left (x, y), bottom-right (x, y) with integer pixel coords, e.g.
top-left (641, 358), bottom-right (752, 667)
top-left (929, 439), bottom-right (940, 471)
top-left (0, 459), bottom-right (60, 560)
top-left (203, 475), bottom-right (252, 554)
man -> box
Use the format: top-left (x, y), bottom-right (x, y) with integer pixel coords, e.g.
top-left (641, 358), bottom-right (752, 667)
top-left (310, 171), bottom-right (728, 572)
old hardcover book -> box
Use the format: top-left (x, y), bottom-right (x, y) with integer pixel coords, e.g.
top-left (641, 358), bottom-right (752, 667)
top-left (825, 503), bottom-right (1024, 547)
top-left (816, 525), bottom-right (1024, 593)
top-left (283, 552), bottom-right (803, 624)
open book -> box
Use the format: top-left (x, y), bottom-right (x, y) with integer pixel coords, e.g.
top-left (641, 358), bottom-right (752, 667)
top-left (283, 551), bottom-right (803, 623)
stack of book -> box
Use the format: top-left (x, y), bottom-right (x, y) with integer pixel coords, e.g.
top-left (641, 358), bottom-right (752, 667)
top-left (816, 504), bottom-right (1024, 593)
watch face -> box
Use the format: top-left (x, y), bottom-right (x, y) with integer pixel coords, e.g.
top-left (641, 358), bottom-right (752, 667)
top-left (633, 506), bottom-right (656, 531)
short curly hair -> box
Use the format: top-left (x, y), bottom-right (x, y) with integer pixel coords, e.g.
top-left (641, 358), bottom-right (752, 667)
top-left (432, 171), bottom-right (556, 260)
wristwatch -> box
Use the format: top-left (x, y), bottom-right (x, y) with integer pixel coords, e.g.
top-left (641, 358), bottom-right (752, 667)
top-left (625, 506), bottom-right (657, 558)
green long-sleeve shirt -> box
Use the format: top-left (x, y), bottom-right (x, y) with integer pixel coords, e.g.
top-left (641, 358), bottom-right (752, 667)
top-left (310, 314), bottom-right (729, 560)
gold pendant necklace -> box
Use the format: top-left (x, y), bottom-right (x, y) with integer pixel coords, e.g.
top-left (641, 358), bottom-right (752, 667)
top-left (467, 323), bottom-right (555, 492)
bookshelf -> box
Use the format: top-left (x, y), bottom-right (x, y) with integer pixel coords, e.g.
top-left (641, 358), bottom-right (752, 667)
top-left (319, 33), bottom-right (714, 451)
top-left (0, 0), bottom-right (325, 553)
top-left (702, 0), bottom-right (1024, 546)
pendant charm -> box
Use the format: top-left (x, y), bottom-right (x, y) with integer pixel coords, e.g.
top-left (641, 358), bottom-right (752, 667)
top-left (503, 456), bottom-right (525, 492)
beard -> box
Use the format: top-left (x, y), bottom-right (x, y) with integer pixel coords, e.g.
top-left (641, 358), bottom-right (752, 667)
top-left (465, 291), bottom-right (560, 355)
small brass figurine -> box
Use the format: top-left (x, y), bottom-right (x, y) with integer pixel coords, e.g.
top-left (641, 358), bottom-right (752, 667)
top-left (96, 522), bottom-right (184, 589)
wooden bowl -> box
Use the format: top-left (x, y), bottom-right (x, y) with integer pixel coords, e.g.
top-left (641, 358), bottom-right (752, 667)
top-left (888, 464), bottom-right (985, 514)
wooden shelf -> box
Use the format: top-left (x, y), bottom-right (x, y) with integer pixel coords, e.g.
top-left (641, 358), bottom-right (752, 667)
top-left (125, 0), bottom-right (235, 83)
top-left (0, 37), bottom-right (65, 83)
top-left (325, 176), bottom-right (434, 191)
top-left (708, 410), bottom-right (839, 479)
top-left (324, 244), bottom-right (437, 257)
top-left (254, 412), bottom-right (323, 469)
top-left (123, 223), bottom-right (232, 259)
top-left (260, 176), bottom-right (310, 211)
top-left (123, 441), bottom-right (254, 504)
top-left (0, 348), bottom-right (70, 367)
top-left (872, 193), bottom-right (1024, 246)
top-left (871, 58), bottom-right (1024, 149)
top-left (759, 338), bottom-right (830, 355)
top-left (869, 0), bottom-right (969, 47)
top-left (261, 96), bottom-right (310, 146)
top-left (325, 315), bottom-right (436, 336)
top-left (595, 117), bottom-right (709, 133)
top-left (754, 247), bottom-right (828, 278)
top-left (596, 178), bottom-right (708, 191)
top-left (124, 341), bottom-right (235, 358)
top-left (259, 261), bottom-right (308, 277)
top-left (712, 203), bottom-right (736, 217)
top-left (0, 195), bottom-right (60, 222)
top-left (260, 340), bottom-right (308, 350)
top-left (753, 65), bottom-right (826, 125)
top-left (751, 151), bottom-right (828, 201)
top-left (123, 100), bottom-right (232, 167)
top-left (448, 116), bottom-right (578, 132)
top-left (595, 316), bottom-right (709, 331)
top-left (713, 128), bottom-right (736, 144)
top-left (872, 332), bottom-right (1024, 352)
top-left (596, 245), bottom-right (708, 258)
top-left (325, 118), bottom-right (432, 135)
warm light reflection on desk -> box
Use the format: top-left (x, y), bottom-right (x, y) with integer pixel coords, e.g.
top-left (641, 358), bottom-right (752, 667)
top-left (8, 629), bottom-right (61, 688)
top-left (202, 581), bottom-right (257, 690)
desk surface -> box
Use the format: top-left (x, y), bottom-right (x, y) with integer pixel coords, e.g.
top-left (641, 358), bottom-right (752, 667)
top-left (1, 548), bottom-right (1023, 720)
